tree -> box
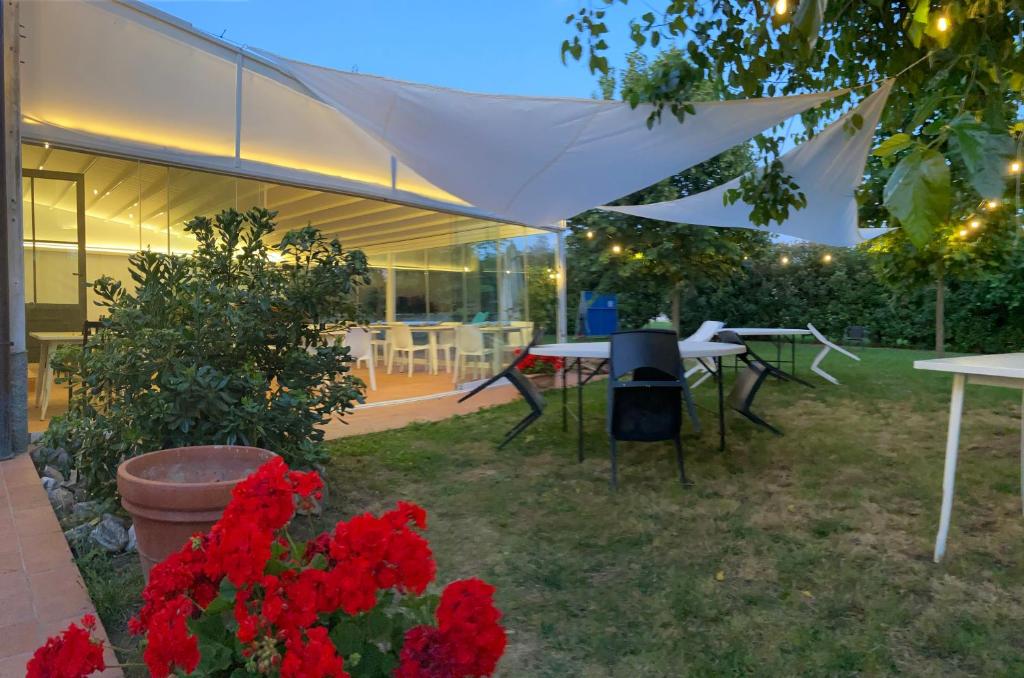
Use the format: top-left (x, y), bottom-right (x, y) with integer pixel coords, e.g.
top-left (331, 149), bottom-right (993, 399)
top-left (563, 1), bottom-right (1021, 249)
top-left (569, 50), bottom-right (772, 334)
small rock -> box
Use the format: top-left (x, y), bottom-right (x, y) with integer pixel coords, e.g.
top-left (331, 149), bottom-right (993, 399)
top-left (71, 501), bottom-right (101, 519)
top-left (40, 476), bottom-right (58, 492)
top-left (42, 465), bottom-right (64, 484)
top-left (73, 485), bottom-right (90, 502)
top-left (29, 446), bottom-right (46, 464)
top-left (47, 487), bottom-right (75, 514)
top-left (89, 514), bottom-right (128, 553)
top-left (126, 525), bottom-right (137, 553)
top-left (52, 449), bottom-right (71, 470)
top-left (64, 523), bottom-right (93, 552)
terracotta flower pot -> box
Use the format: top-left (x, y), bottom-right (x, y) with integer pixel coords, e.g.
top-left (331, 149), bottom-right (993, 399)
top-left (117, 445), bottom-right (278, 580)
top-left (525, 372), bottom-right (557, 390)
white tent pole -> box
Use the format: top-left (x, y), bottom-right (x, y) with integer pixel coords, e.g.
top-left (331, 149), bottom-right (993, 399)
top-left (233, 53), bottom-right (243, 167)
top-left (555, 226), bottom-right (567, 343)
top-left (385, 253), bottom-right (396, 323)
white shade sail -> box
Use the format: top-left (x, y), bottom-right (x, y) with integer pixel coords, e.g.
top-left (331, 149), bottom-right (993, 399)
top-left (602, 79), bottom-right (896, 246)
top-left (261, 50), bottom-right (849, 227)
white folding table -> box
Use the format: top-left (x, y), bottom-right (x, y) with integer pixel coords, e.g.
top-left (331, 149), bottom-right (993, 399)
top-left (531, 340), bottom-right (747, 459)
top-left (914, 353), bottom-right (1024, 562)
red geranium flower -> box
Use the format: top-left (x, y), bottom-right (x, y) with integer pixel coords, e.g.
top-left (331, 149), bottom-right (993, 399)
top-left (26, 615), bottom-right (106, 678)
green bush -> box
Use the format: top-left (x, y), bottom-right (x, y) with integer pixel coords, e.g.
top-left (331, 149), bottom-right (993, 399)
top-left (44, 208), bottom-right (370, 498)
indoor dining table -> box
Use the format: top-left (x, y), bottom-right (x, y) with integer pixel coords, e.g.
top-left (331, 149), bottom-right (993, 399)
top-left (530, 340), bottom-right (747, 461)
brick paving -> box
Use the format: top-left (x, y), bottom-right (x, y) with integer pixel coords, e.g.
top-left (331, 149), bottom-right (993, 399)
top-left (0, 454), bottom-right (122, 677)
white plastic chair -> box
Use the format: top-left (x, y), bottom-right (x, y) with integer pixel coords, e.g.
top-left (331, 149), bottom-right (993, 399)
top-left (342, 328), bottom-right (377, 390)
top-left (433, 323), bottom-right (460, 374)
top-left (387, 323), bottom-right (430, 377)
top-left (683, 320), bottom-right (726, 388)
top-left (452, 325), bottom-right (492, 383)
top-left (807, 323), bottom-right (860, 384)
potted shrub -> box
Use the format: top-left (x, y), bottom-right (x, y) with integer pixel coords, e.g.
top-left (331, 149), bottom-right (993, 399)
top-left (45, 208), bottom-right (370, 503)
top-left (29, 459), bottom-right (508, 678)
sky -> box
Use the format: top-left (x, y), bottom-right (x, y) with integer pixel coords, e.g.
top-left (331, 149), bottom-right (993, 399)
top-left (148, 0), bottom-right (644, 98)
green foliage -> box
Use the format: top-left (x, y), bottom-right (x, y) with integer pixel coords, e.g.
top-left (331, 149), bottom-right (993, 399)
top-left (43, 208), bottom-right (370, 498)
top-left (563, 0), bottom-right (1023, 250)
top-left (683, 234), bottom-right (1024, 353)
top-left (882, 145), bottom-right (951, 247)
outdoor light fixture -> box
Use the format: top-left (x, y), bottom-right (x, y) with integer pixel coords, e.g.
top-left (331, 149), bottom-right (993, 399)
top-left (970, 219), bottom-right (981, 229)
top-left (43, 142), bottom-right (50, 149)
top-left (1012, 161), bottom-right (1022, 174)
top-left (781, 255), bottom-right (790, 265)
top-left (986, 200), bottom-right (999, 210)
top-left (611, 244), bottom-right (622, 254)
top-left (959, 228), bottom-right (968, 237)
top-left (936, 16), bottom-right (949, 31)
top-left (822, 253), bottom-right (832, 263)
top-left (586, 230), bottom-right (594, 239)
top-left (774, 0), bottom-right (787, 15)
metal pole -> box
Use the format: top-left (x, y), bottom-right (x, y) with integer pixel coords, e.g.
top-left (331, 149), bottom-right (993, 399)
top-left (1, 0), bottom-right (25, 459)
top-left (555, 225), bottom-right (567, 343)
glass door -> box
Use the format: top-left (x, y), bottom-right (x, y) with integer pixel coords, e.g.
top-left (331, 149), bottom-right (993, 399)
top-left (22, 170), bottom-right (86, 417)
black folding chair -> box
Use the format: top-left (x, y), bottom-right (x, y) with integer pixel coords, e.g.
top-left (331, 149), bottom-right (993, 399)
top-left (715, 330), bottom-right (812, 435)
top-left (607, 329), bottom-right (688, 489)
top-left (458, 328), bottom-right (545, 449)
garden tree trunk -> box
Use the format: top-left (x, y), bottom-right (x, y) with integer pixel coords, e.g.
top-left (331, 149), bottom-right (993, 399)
top-left (935, 266), bottom-right (945, 356)
top-left (670, 285), bottom-right (681, 335)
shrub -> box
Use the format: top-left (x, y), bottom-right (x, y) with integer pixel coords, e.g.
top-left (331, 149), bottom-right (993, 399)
top-left (44, 208), bottom-right (370, 498)
top-left (29, 458), bottom-right (507, 678)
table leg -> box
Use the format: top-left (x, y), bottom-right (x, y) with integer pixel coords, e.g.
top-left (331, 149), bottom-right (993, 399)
top-left (934, 372), bottom-right (966, 563)
top-left (34, 341), bottom-right (48, 406)
top-left (791, 335), bottom-right (796, 374)
top-left (561, 362), bottom-right (568, 433)
top-left (717, 357), bottom-right (725, 451)
top-left (577, 358), bottom-right (584, 463)
top-left (428, 333), bottom-right (438, 375)
top-left (39, 342), bottom-right (54, 421)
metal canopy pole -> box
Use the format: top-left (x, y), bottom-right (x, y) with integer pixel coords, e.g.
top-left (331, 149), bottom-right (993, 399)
top-left (1, 0), bottom-right (25, 459)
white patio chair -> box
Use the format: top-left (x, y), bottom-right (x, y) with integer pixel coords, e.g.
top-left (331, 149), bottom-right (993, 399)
top-left (683, 320), bottom-right (726, 388)
top-left (369, 329), bottom-right (388, 365)
top-left (342, 327), bottom-right (377, 391)
top-left (386, 323), bottom-right (430, 377)
top-left (433, 323), bottom-right (460, 374)
top-left (453, 325), bottom-right (492, 383)
top-left (807, 323), bottom-right (860, 385)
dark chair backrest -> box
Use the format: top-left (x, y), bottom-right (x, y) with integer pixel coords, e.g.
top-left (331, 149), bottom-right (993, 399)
top-left (845, 325), bottom-right (869, 342)
top-left (727, 362), bottom-right (783, 436)
top-left (608, 330), bottom-right (683, 443)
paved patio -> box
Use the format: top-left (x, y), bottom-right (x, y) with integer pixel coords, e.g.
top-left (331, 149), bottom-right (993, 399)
top-left (0, 453), bottom-right (121, 677)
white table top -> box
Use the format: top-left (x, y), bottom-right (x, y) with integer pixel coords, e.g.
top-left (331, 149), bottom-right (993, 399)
top-left (726, 327), bottom-right (811, 336)
top-left (914, 353), bottom-right (1024, 379)
top-left (29, 331), bottom-right (82, 342)
top-left (531, 340), bottom-right (746, 360)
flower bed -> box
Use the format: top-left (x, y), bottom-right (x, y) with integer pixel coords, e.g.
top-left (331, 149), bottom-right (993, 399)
top-left (29, 458), bottom-right (507, 677)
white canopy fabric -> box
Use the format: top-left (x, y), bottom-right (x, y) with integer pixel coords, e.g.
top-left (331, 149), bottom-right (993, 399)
top-left (23, 0), bottom-right (852, 232)
top-left (601, 79), bottom-right (896, 246)
top-left (259, 50), bottom-right (849, 227)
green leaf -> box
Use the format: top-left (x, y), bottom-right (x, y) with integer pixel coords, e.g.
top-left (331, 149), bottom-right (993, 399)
top-left (330, 618), bottom-right (366, 656)
top-left (948, 114), bottom-right (1014, 198)
top-left (793, 0), bottom-right (827, 53)
top-left (883, 146), bottom-right (950, 248)
top-left (872, 133), bottom-right (913, 157)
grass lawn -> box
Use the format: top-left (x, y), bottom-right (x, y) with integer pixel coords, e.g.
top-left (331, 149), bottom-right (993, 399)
top-left (319, 344), bottom-right (1024, 676)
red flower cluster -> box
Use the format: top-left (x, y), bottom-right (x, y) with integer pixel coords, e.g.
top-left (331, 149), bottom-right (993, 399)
top-left (513, 348), bottom-right (565, 374)
top-left (396, 579), bottom-right (507, 678)
top-left (26, 615), bottom-right (106, 678)
top-left (30, 457), bottom-right (507, 678)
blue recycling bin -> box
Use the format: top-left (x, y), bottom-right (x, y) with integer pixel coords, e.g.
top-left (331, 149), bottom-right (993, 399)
top-left (579, 292), bottom-right (618, 336)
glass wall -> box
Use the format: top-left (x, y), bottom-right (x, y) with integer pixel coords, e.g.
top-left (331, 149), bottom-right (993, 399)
top-left (20, 141), bottom-right (559, 402)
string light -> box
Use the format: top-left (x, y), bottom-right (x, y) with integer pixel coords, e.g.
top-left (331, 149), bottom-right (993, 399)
top-left (822, 253), bottom-right (832, 263)
top-left (959, 228), bottom-right (968, 237)
top-left (774, 0), bottom-right (787, 15)
top-left (1011, 161), bottom-right (1021, 174)
top-left (969, 219), bottom-right (981, 229)
top-left (985, 199), bottom-right (999, 210)
top-left (43, 142), bottom-right (50, 149)
top-left (936, 16), bottom-right (949, 32)
top-left (611, 244), bottom-right (622, 254)
top-left (586, 230), bottom-right (594, 239)
top-left (781, 255), bottom-right (790, 265)
top-left (633, 252), bottom-right (644, 260)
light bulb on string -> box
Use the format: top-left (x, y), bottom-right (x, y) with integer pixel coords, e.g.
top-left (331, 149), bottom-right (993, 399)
top-left (781, 255), bottom-right (790, 265)
top-left (1011, 161), bottom-right (1022, 174)
top-left (959, 228), bottom-right (968, 237)
top-left (822, 253), bottom-right (832, 263)
top-left (936, 16), bottom-right (949, 32)
top-left (970, 219), bottom-right (981, 229)
top-left (774, 0), bottom-right (787, 15)
top-left (611, 244), bottom-right (622, 254)
top-left (586, 231), bottom-right (594, 239)
top-left (985, 200), bottom-right (999, 210)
